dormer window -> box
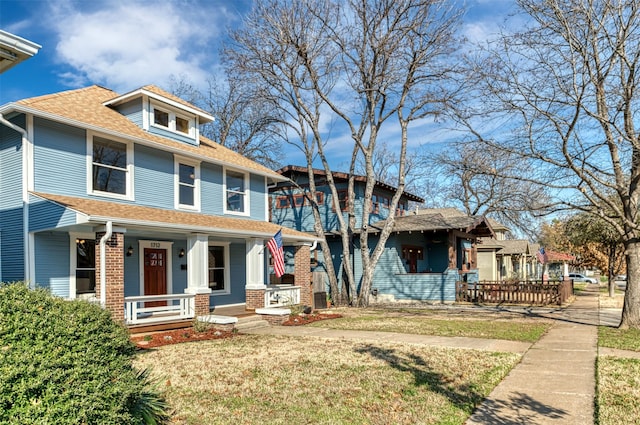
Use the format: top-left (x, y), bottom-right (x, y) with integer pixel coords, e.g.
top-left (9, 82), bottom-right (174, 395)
top-left (154, 109), bottom-right (169, 127)
top-left (151, 102), bottom-right (195, 137)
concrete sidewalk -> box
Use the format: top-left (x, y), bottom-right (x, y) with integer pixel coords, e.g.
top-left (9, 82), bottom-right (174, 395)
top-left (465, 284), bottom-right (600, 425)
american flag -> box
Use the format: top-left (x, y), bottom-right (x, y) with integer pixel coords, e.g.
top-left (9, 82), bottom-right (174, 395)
top-left (267, 230), bottom-right (285, 277)
top-left (536, 247), bottom-right (547, 264)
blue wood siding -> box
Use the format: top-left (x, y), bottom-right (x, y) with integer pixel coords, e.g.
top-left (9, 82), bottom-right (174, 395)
top-left (201, 162), bottom-right (224, 215)
top-left (370, 233), bottom-right (458, 302)
top-left (34, 232), bottom-right (70, 297)
top-left (0, 115), bottom-right (25, 281)
top-left (148, 125), bottom-right (197, 146)
top-left (115, 99), bottom-right (143, 127)
top-left (29, 194), bottom-right (79, 231)
top-left (250, 174), bottom-right (266, 220)
top-left (32, 117), bottom-right (87, 196)
top-left (271, 180), bottom-right (407, 233)
top-left (134, 144), bottom-right (174, 208)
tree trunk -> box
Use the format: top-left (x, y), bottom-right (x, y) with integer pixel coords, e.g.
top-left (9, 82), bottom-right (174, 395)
top-left (620, 240), bottom-right (640, 329)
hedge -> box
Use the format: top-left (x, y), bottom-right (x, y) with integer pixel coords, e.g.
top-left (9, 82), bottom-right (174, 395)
top-left (0, 282), bottom-right (169, 424)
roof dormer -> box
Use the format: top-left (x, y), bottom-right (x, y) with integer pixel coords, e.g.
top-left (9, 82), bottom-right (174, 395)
top-left (103, 85), bottom-right (214, 146)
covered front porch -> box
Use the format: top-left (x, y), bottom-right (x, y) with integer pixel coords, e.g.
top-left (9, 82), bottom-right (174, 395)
top-left (28, 193), bottom-right (318, 329)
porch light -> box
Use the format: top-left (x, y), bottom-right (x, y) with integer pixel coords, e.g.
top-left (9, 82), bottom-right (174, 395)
top-left (178, 248), bottom-right (185, 258)
top-left (126, 245), bottom-right (133, 256)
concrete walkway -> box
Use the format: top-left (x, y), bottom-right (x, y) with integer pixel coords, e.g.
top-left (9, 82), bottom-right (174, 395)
top-left (244, 284), bottom-right (612, 424)
top-left (465, 284), bottom-right (600, 425)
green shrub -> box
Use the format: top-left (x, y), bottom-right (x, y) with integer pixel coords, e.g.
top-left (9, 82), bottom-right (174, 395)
top-left (0, 282), bottom-right (169, 424)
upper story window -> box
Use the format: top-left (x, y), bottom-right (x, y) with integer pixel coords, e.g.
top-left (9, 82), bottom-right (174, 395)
top-left (225, 169), bottom-right (249, 215)
top-left (90, 135), bottom-right (132, 198)
top-left (396, 201), bottom-right (408, 216)
top-left (151, 102), bottom-right (195, 137)
top-left (175, 157), bottom-right (200, 210)
top-left (333, 190), bottom-right (349, 212)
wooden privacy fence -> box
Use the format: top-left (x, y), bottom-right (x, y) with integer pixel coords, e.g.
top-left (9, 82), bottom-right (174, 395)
top-left (456, 279), bottom-right (574, 306)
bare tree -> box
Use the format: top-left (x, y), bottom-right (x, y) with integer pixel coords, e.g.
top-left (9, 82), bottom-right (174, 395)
top-left (226, 0), bottom-right (462, 306)
top-left (166, 74), bottom-right (284, 169)
top-left (430, 140), bottom-right (549, 239)
top-left (456, 0), bottom-right (640, 328)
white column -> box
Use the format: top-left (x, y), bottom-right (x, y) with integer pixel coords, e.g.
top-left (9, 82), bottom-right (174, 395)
top-left (185, 234), bottom-right (212, 294)
top-left (563, 262), bottom-right (569, 278)
top-left (246, 238), bottom-right (266, 289)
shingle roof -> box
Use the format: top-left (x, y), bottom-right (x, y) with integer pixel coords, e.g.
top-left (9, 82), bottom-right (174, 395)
top-left (498, 239), bottom-right (531, 255)
top-left (32, 192), bottom-right (317, 243)
top-left (277, 165), bottom-right (424, 203)
top-left (10, 85), bottom-right (282, 180)
top-left (370, 213), bottom-right (494, 237)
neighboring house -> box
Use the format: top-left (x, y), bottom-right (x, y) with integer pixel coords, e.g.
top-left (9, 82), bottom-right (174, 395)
top-left (477, 219), bottom-right (540, 281)
top-left (270, 167), bottom-right (494, 303)
top-left (0, 30), bottom-right (41, 73)
top-left (0, 85), bottom-right (317, 327)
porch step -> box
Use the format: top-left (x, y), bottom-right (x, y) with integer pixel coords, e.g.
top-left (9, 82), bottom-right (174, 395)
top-left (234, 314), bottom-right (271, 332)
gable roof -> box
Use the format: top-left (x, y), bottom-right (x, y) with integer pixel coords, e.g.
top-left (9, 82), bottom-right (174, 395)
top-left (498, 239), bottom-right (531, 255)
top-left (370, 213), bottom-right (495, 237)
top-left (103, 84), bottom-right (214, 122)
top-left (277, 165), bottom-right (424, 203)
top-left (3, 85), bottom-right (284, 181)
top-left (31, 192), bottom-right (318, 243)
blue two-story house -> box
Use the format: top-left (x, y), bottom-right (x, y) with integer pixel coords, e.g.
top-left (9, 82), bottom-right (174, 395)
top-left (270, 166), bottom-right (494, 303)
top-left (0, 85), bottom-right (317, 327)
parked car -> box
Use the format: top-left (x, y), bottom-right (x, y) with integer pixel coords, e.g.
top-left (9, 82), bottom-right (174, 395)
top-left (568, 273), bottom-right (598, 284)
top-left (615, 274), bottom-right (627, 281)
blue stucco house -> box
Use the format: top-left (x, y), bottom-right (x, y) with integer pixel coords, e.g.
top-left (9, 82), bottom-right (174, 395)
top-left (270, 166), bottom-right (494, 303)
top-left (0, 85), bottom-right (317, 327)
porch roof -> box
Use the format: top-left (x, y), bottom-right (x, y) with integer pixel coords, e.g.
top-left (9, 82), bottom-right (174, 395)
top-left (31, 192), bottom-right (319, 243)
top-left (370, 213), bottom-right (495, 237)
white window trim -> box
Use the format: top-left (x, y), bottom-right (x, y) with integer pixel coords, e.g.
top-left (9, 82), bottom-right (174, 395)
top-left (208, 242), bottom-right (231, 295)
top-left (69, 232), bottom-right (96, 299)
top-left (223, 167), bottom-right (250, 216)
top-left (174, 155), bottom-right (201, 211)
top-left (150, 101), bottom-right (196, 138)
top-left (138, 240), bottom-right (174, 296)
top-left (86, 131), bottom-right (134, 200)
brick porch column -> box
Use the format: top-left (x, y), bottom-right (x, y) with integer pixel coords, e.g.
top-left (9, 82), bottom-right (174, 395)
top-left (95, 231), bottom-right (125, 322)
top-left (294, 245), bottom-right (312, 307)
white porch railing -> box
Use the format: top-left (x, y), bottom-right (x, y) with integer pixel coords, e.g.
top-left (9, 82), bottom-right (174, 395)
top-left (124, 293), bottom-right (195, 325)
top-left (265, 285), bottom-right (300, 307)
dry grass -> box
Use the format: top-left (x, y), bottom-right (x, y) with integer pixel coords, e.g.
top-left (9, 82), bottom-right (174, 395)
top-left (599, 292), bottom-right (625, 309)
top-left (312, 308), bottom-right (552, 342)
top-left (597, 357), bottom-right (640, 425)
top-left (135, 335), bottom-right (520, 424)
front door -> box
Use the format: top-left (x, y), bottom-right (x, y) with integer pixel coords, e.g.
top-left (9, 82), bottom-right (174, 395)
top-left (144, 248), bottom-right (167, 307)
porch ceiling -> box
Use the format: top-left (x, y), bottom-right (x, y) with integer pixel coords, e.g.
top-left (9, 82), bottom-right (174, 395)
top-left (31, 192), bottom-right (319, 243)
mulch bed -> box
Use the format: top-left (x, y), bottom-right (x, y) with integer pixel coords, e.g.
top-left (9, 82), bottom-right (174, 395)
top-left (282, 312), bottom-right (342, 326)
top-left (131, 328), bottom-right (236, 349)
top-left (132, 312), bottom-right (343, 348)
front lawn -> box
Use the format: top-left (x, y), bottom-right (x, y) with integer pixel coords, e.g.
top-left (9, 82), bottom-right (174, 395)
top-left (599, 327), bottom-right (640, 352)
top-left (597, 357), bottom-right (640, 425)
top-left (135, 335), bottom-right (520, 424)
top-left (310, 309), bottom-right (551, 343)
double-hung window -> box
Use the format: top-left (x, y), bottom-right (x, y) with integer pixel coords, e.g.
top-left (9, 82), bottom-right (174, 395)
top-left (91, 136), bottom-right (131, 197)
top-left (74, 237), bottom-right (95, 296)
top-left (175, 157), bottom-right (200, 210)
top-left (208, 244), bottom-right (230, 293)
top-left (225, 169), bottom-right (249, 215)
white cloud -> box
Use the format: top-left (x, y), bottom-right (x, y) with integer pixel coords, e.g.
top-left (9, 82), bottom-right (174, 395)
top-left (47, 0), bottom-right (238, 92)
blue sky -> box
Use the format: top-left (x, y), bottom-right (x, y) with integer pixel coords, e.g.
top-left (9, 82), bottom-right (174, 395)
top-left (1, 0), bottom-right (516, 167)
